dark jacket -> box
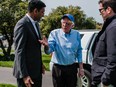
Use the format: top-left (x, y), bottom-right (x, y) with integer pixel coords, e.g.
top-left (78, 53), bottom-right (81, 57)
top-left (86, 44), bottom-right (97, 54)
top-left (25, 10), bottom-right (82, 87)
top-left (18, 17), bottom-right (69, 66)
top-left (91, 15), bottom-right (116, 86)
top-left (13, 15), bottom-right (42, 79)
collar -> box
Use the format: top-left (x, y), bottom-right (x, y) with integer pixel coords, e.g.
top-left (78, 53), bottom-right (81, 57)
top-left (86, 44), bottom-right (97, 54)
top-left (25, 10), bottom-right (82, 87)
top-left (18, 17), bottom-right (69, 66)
top-left (103, 14), bottom-right (116, 30)
top-left (60, 29), bottom-right (72, 36)
top-left (26, 14), bottom-right (37, 24)
top-left (96, 14), bottom-right (116, 42)
top-left (105, 14), bottom-right (116, 22)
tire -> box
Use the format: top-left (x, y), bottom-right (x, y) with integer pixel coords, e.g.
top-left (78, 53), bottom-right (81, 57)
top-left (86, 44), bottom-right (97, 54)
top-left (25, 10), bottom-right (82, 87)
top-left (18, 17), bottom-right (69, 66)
top-left (77, 69), bottom-right (91, 87)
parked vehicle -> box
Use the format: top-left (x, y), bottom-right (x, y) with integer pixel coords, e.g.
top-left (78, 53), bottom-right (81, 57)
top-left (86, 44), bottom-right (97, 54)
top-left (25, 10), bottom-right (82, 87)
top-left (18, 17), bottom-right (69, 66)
top-left (49, 30), bottom-right (99, 87)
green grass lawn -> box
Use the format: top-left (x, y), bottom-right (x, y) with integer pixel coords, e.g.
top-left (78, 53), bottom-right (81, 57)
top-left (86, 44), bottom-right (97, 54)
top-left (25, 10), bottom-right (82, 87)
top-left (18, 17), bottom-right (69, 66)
top-left (42, 54), bottom-right (51, 71)
top-left (0, 84), bottom-right (16, 87)
top-left (0, 61), bottom-right (13, 68)
top-left (0, 54), bottom-right (51, 70)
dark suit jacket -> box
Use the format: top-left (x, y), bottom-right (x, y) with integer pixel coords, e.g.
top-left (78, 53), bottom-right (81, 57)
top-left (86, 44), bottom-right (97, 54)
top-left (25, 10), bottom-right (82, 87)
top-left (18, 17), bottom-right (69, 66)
top-left (13, 15), bottom-right (42, 79)
top-left (91, 15), bottom-right (116, 86)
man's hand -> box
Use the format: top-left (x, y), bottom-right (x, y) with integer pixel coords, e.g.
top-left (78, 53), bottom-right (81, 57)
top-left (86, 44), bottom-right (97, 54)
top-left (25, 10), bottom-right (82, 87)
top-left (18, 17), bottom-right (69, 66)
top-left (78, 68), bottom-right (84, 77)
top-left (39, 36), bottom-right (48, 46)
top-left (23, 76), bottom-right (34, 87)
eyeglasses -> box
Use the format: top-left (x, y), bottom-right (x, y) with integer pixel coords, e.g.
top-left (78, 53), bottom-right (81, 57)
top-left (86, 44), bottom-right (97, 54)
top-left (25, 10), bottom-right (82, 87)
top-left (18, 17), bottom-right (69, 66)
top-left (99, 8), bottom-right (105, 13)
top-left (61, 20), bottom-right (73, 26)
top-left (63, 22), bottom-right (72, 26)
top-left (99, 7), bottom-right (108, 13)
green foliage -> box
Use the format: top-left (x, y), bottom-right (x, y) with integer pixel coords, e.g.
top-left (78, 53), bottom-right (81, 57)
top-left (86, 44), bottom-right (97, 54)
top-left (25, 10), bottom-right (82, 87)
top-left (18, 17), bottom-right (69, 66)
top-left (0, 84), bottom-right (16, 87)
top-left (82, 17), bottom-right (96, 29)
top-left (40, 5), bottom-right (97, 37)
top-left (96, 22), bottom-right (103, 29)
top-left (0, 0), bottom-right (28, 60)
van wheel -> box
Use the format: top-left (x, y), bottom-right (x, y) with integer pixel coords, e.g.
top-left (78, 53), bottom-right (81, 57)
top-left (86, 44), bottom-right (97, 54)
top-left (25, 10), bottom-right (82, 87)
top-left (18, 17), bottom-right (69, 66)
top-left (77, 69), bottom-right (91, 87)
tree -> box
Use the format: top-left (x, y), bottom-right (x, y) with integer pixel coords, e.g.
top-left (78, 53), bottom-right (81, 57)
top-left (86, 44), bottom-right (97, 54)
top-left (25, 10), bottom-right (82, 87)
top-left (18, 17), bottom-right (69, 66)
top-left (40, 5), bottom-right (98, 37)
top-left (0, 0), bottom-right (28, 60)
top-left (82, 17), bottom-right (96, 29)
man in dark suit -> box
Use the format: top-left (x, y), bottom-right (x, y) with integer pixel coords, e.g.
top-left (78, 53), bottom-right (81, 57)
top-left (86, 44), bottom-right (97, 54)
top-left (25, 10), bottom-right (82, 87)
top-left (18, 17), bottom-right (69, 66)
top-left (91, 0), bottom-right (116, 87)
top-left (13, 0), bottom-right (46, 87)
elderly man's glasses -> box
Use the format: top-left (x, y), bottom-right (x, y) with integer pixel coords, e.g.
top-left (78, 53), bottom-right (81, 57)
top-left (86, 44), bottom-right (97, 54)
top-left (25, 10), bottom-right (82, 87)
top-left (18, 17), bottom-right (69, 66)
top-left (61, 20), bottom-right (73, 26)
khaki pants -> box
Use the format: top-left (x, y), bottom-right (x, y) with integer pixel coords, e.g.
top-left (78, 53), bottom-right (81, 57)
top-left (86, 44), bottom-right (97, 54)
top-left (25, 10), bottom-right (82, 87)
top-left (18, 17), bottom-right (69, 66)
top-left (97, 83), bottom-right (114, 87)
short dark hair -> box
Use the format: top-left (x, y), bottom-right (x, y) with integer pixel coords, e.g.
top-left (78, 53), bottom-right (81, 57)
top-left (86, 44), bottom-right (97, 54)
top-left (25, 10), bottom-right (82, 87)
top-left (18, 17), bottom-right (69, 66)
top-left (99, 0), bottom-right (116, 13)
top-left (98, 0), bottom-right (102, 4)
top-left (28, 0), bottom-right (46, 12)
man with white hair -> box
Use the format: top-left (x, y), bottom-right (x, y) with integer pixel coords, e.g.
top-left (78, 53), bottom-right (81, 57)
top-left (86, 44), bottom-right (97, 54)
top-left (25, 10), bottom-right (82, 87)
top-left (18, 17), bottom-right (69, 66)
top-left (39, 14), bottom-right (84, 87)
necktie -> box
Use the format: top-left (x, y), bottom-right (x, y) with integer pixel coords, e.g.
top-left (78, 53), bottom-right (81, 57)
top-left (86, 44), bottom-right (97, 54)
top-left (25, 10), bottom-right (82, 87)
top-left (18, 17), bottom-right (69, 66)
top-left (35, 22), bottom-right (42, 40)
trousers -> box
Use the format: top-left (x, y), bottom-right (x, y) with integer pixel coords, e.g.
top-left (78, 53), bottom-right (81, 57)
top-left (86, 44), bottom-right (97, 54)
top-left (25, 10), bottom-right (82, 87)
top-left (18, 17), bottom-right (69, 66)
top-left (52, 63), bottom-right (78, 87)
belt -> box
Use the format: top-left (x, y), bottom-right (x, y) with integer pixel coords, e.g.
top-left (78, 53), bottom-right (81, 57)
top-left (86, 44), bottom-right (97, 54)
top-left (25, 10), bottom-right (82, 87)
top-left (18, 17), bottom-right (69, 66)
top-left (54, 63), bottom-right (78, 68)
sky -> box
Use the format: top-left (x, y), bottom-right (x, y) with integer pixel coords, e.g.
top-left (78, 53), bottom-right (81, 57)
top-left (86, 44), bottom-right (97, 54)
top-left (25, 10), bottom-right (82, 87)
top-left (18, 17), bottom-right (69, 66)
top-left (42, 0), bottom-right (103, 23)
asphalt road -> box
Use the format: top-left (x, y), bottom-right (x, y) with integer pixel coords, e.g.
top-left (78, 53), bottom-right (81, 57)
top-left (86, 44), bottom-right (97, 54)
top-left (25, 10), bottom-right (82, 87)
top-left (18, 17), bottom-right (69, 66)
top-left (0, 67), bottom-right (53, 87)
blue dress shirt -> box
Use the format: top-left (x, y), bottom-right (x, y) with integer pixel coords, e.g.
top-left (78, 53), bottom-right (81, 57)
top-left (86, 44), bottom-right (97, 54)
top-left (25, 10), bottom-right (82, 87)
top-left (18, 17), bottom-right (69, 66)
top-left (46, 29), bottom-right (82, 65)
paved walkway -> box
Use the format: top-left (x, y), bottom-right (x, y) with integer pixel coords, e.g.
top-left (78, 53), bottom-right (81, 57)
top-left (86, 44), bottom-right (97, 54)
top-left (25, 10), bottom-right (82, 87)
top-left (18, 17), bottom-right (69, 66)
top-left (0, 67), bottom-right (53, 87)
